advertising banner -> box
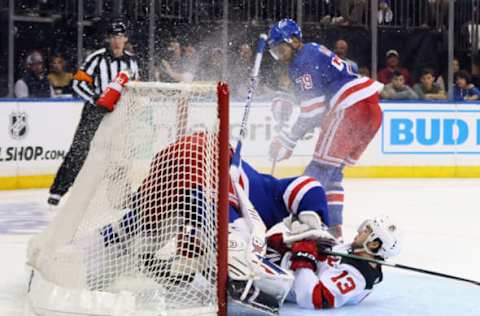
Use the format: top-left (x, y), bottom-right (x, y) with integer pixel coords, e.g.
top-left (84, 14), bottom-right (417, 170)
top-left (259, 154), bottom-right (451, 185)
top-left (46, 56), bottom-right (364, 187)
top-left (369, 103), bottom-right (480, 168)
top-left (382, 108), bottom-right (480, 155)
top-left (1, 99), bottom-right (480, 189)
top-left (0, 99), bottom-right (82, 187)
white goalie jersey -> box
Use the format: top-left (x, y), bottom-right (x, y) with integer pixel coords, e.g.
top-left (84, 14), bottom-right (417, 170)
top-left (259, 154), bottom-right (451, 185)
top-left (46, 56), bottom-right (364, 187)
top-left (288, 249), bottom-right (383, 309)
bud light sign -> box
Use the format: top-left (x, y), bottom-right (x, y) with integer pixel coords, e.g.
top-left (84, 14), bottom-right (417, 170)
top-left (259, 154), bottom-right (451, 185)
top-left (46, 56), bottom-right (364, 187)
top-left (382, 109), bottom-right (480, 154)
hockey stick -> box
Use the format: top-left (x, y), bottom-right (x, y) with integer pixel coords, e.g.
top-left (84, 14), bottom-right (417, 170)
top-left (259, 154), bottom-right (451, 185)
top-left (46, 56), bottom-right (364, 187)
top-left (322, 249), bottom-right (480, 286)
top-left (270, 159), bottom-right (277, 176)
top-left (231, 33), bottom-right (268, 175)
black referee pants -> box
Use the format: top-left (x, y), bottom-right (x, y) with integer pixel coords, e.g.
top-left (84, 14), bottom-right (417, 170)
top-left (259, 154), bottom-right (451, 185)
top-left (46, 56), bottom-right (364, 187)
top-left (49, 102), bottom-right (106, 196)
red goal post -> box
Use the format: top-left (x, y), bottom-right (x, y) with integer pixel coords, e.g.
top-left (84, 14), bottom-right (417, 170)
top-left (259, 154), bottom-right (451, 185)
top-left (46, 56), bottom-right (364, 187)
top-left (26, 81), bottom-right (230, 316)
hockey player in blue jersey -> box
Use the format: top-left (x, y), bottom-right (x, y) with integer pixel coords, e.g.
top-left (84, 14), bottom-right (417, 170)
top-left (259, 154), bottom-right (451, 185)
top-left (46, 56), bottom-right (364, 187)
top-left (228, 157), bottom-right (330, 229)
top-left (267, 19), bottom-right (384, 239)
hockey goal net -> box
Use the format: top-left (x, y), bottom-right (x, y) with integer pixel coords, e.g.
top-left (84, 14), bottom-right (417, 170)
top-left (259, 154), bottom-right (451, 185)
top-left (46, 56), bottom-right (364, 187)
top-left (27, 82), bottom-right (230, 316)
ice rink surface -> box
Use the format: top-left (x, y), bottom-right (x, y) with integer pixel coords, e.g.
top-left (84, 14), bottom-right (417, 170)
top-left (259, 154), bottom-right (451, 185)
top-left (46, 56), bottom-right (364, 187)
top-left (1, 179), bottom-right (479, 316)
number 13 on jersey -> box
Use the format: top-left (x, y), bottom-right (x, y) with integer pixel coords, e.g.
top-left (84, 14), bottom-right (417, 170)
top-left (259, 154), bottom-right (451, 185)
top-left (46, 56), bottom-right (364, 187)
top-left (331, 270), bottom-right (356, 294)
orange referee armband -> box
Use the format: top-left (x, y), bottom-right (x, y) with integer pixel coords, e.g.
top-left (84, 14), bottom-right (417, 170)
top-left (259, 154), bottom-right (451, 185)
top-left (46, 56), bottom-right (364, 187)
top-left (74, 70), bottom-right (93, 85)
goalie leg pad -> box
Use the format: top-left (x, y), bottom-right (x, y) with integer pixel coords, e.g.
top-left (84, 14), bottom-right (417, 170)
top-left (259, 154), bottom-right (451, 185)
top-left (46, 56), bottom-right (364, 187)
top-left (228, 279), bottom-right (280, 315)
top-left (228, 220), bottom-right (294, 311)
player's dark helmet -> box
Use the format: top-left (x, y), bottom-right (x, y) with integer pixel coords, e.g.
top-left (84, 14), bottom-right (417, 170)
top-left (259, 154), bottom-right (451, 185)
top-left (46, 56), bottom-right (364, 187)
top-left (107, 20), bottom-right (127, 36)
top-left (267, 19), bottom-right (302, 48)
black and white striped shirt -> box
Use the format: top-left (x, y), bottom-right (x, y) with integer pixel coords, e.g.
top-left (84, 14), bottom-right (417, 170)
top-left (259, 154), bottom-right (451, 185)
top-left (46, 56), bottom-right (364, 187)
top-left (72, 48), bottom-right (139, 103)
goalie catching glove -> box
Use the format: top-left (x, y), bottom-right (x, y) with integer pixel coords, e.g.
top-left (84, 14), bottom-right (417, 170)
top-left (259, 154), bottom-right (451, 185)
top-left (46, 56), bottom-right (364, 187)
top-left (95, 70), bottom-right (130, 112)
top-left (282, 211), bottom-right (338, 271)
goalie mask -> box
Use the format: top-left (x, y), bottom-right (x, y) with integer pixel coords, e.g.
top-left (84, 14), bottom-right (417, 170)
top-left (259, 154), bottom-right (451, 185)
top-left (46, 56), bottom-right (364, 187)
top-left (357, 216), bottom-right (400, 259)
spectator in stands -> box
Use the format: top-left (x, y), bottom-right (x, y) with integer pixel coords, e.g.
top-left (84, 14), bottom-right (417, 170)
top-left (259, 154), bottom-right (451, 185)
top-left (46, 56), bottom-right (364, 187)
top-left (378, 0), bottom-right (393, 24)
top-left (453, 57), bottom-right (460, 73)
top-left (334, 39), bottom-right (358, 71)
top-left (453, 70), bottom-right (480, 101)
top-left (239, 42), bottom-right (253, 63)
top-left (381, 71), bottom-right (418, 100)
top-left (378, 49), bottom-right (412, 86)
top-left (156, 38), bottom-right (193, 82)
top-left (335, 0), bottom-right (367, 25)
top-left (201, 47), bottom-right (224, 82)
top-left (425, 0), bottom-right (448, 30)
top-left (229, 42), bottom-right (253, 97)
top-left (182, 42), bottom-right (200, 76)
top-left (437, 57), bottom-right (460, 92)
top-left (470, 54), bottom-right (480, 88)
top-left (15, 51), bottom-right (53, 98)
top-left (445, 57), bottom-right (460, 89)
top-left (413, 68), bottom-right (447, 100)
top-left (358, 66), bottom-right (370, 77)
top-left (48, 53), bottom-right (73, 97)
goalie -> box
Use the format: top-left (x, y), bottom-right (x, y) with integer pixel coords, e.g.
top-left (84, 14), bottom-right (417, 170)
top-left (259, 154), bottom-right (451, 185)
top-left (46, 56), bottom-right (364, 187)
top-left (97, 129), bottom-right (337, 315)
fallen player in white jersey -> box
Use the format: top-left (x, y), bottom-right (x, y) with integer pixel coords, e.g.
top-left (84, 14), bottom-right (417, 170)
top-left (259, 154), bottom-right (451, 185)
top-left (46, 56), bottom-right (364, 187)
top-left (266, 215), bottom-right (400, 309)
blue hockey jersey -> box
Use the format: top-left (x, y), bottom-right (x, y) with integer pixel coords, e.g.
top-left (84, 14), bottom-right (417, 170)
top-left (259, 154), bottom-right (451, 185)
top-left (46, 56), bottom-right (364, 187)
top-left (229, 159), bottom-right (329, 229)
top-left (289, 43), bottom-right (383, 114)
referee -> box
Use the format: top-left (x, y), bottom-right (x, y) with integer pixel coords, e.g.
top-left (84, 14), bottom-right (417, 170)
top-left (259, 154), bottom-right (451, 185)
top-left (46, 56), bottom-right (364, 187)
top-left (48, 20), bottom-right (139, 206)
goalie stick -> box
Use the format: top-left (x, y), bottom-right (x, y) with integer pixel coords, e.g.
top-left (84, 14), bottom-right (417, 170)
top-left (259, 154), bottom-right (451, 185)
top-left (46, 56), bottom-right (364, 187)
top-left (322, 249), bottom-right (480, 287)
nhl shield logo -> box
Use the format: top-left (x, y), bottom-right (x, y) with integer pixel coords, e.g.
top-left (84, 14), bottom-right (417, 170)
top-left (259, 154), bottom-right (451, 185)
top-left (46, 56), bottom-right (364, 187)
top-left (9, 112), bottom-right (28, 140)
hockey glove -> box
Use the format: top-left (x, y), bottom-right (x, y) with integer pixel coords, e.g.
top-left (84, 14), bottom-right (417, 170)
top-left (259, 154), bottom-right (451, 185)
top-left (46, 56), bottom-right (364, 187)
top-left (269, 131), bottom-right (296, 162)
top-left (290, 239), bottom-right (319, 271)
top-left (282, 211), bottom-right (337, 246)
top-left (96, 71), bottom-right (130, 112)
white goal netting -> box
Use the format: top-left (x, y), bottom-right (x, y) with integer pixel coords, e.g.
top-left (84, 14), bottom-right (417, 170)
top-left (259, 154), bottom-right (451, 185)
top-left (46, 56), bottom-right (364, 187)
top-left (27, 82), bottom-right (225, 316)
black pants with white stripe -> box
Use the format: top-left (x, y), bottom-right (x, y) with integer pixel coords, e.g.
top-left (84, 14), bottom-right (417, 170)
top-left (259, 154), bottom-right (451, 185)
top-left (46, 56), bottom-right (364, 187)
top-left (49, 102), bottom-right (106, 197)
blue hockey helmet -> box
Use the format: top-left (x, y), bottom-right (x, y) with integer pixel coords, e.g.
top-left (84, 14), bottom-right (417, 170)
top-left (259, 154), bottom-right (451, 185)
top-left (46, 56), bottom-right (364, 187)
top-left (267, 19), bottom-right (303, 48)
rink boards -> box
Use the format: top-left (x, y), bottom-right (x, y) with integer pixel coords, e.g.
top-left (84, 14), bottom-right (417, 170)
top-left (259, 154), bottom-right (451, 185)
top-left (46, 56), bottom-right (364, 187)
top-left (1, 98), bottom-right (480, 189)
